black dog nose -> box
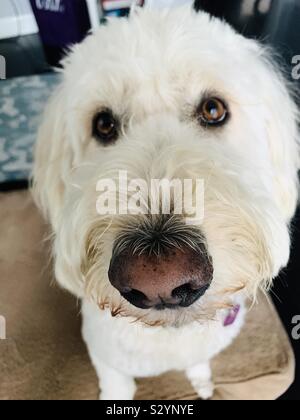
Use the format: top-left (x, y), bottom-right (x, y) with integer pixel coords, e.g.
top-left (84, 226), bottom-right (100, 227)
top-left (108, 247), bottom-right (213, 310)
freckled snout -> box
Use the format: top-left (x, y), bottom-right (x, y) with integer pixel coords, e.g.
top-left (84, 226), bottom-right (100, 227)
top-left (108, 246), bottom-right (213, 310)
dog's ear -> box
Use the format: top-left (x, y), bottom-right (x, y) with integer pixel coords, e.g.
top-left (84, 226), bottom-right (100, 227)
top-left (260, 53), bottom-right (300, 221)
top-left (32, 85), bottom-right (74, 228)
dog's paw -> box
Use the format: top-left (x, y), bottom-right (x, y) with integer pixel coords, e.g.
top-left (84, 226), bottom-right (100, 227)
top-left (186, 363), bottom-right (214, 400)
top-left (191, 380), bottom-right (214, 400)
top-left (99, 381), bottom-right (137, 401)
top-left (100, 391), bottom-right (134, 401)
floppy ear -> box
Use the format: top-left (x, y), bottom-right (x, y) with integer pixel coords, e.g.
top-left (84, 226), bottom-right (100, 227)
top-left (32, 86), bottom-right (74, 229)
top-left (261, 55), bottom-right (300, 221)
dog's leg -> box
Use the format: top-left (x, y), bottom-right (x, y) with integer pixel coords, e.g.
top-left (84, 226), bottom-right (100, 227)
top-left (93, 359), bottom-right (137, 400)
top-left (81, 301), bottom-right (136, 400)
top-left (186, 362), bottom-right (214, 400)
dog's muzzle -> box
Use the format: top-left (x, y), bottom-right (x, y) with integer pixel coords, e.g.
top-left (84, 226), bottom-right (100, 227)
top-left (108, 219), bottom-right (213, 310)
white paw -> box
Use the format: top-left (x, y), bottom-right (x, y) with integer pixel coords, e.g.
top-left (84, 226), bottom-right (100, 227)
top-left (192, 380), bottom-right (214, 400)
top-left (99, 382), bottom-right (137, 400)
top-left (186, 363), bottom-right (214, 400)
top-left (100, 392), bottom-right (134, 400)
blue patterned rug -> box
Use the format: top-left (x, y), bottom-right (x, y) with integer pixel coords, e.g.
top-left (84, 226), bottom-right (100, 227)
top-left (0, 73), bottom-right (60, 183)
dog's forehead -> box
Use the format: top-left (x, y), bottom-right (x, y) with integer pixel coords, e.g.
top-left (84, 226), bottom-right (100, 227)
top-left (62, 8), bottom-right (258, 114)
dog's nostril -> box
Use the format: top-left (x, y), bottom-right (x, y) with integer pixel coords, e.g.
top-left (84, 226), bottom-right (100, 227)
top-left (172, 283), bottom-right (192, 299)
top-left (172, 282), bottom-right (210, 307)
top-left (121, 289), bottom-right (149, 309)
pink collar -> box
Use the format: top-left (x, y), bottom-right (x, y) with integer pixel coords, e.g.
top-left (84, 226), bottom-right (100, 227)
top-left (223, 305), bottom-right (241, 327)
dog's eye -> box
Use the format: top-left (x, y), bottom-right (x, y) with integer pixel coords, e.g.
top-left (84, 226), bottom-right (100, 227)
top-left (197, 98), bottom-right (229, 127)
top-left (93, 110), bottom-right (119, 144)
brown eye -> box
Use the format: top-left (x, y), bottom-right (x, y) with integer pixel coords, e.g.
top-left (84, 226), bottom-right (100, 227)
top-left (93, 110), bottom-right (119, 144)
top-left (198, 97), bottom-right (229, 127)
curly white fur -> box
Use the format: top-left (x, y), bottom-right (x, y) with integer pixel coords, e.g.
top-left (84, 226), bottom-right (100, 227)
top-left (33, 6), bottom-right (299, 400)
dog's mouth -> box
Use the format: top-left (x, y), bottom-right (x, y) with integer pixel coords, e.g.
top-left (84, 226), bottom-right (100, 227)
top-left (108, 216), bottom-right (214, 311)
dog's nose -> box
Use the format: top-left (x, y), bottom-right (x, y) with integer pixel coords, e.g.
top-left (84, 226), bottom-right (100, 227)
top-left (108, 247), bottom-right (213, 310)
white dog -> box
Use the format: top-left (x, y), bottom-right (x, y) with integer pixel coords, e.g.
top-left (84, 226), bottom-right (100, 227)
top-left (33, 6), bottom-right (299, 400)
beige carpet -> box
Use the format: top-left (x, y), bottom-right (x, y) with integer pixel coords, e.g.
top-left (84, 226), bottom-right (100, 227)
top-left (0, 191), bottom-right (295, 400)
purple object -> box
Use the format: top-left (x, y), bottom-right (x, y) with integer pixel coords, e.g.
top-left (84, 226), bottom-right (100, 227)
top-left (30, 0), bottom-right (91, 48)
top-left (223, 305), bottom-right (241, 327)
